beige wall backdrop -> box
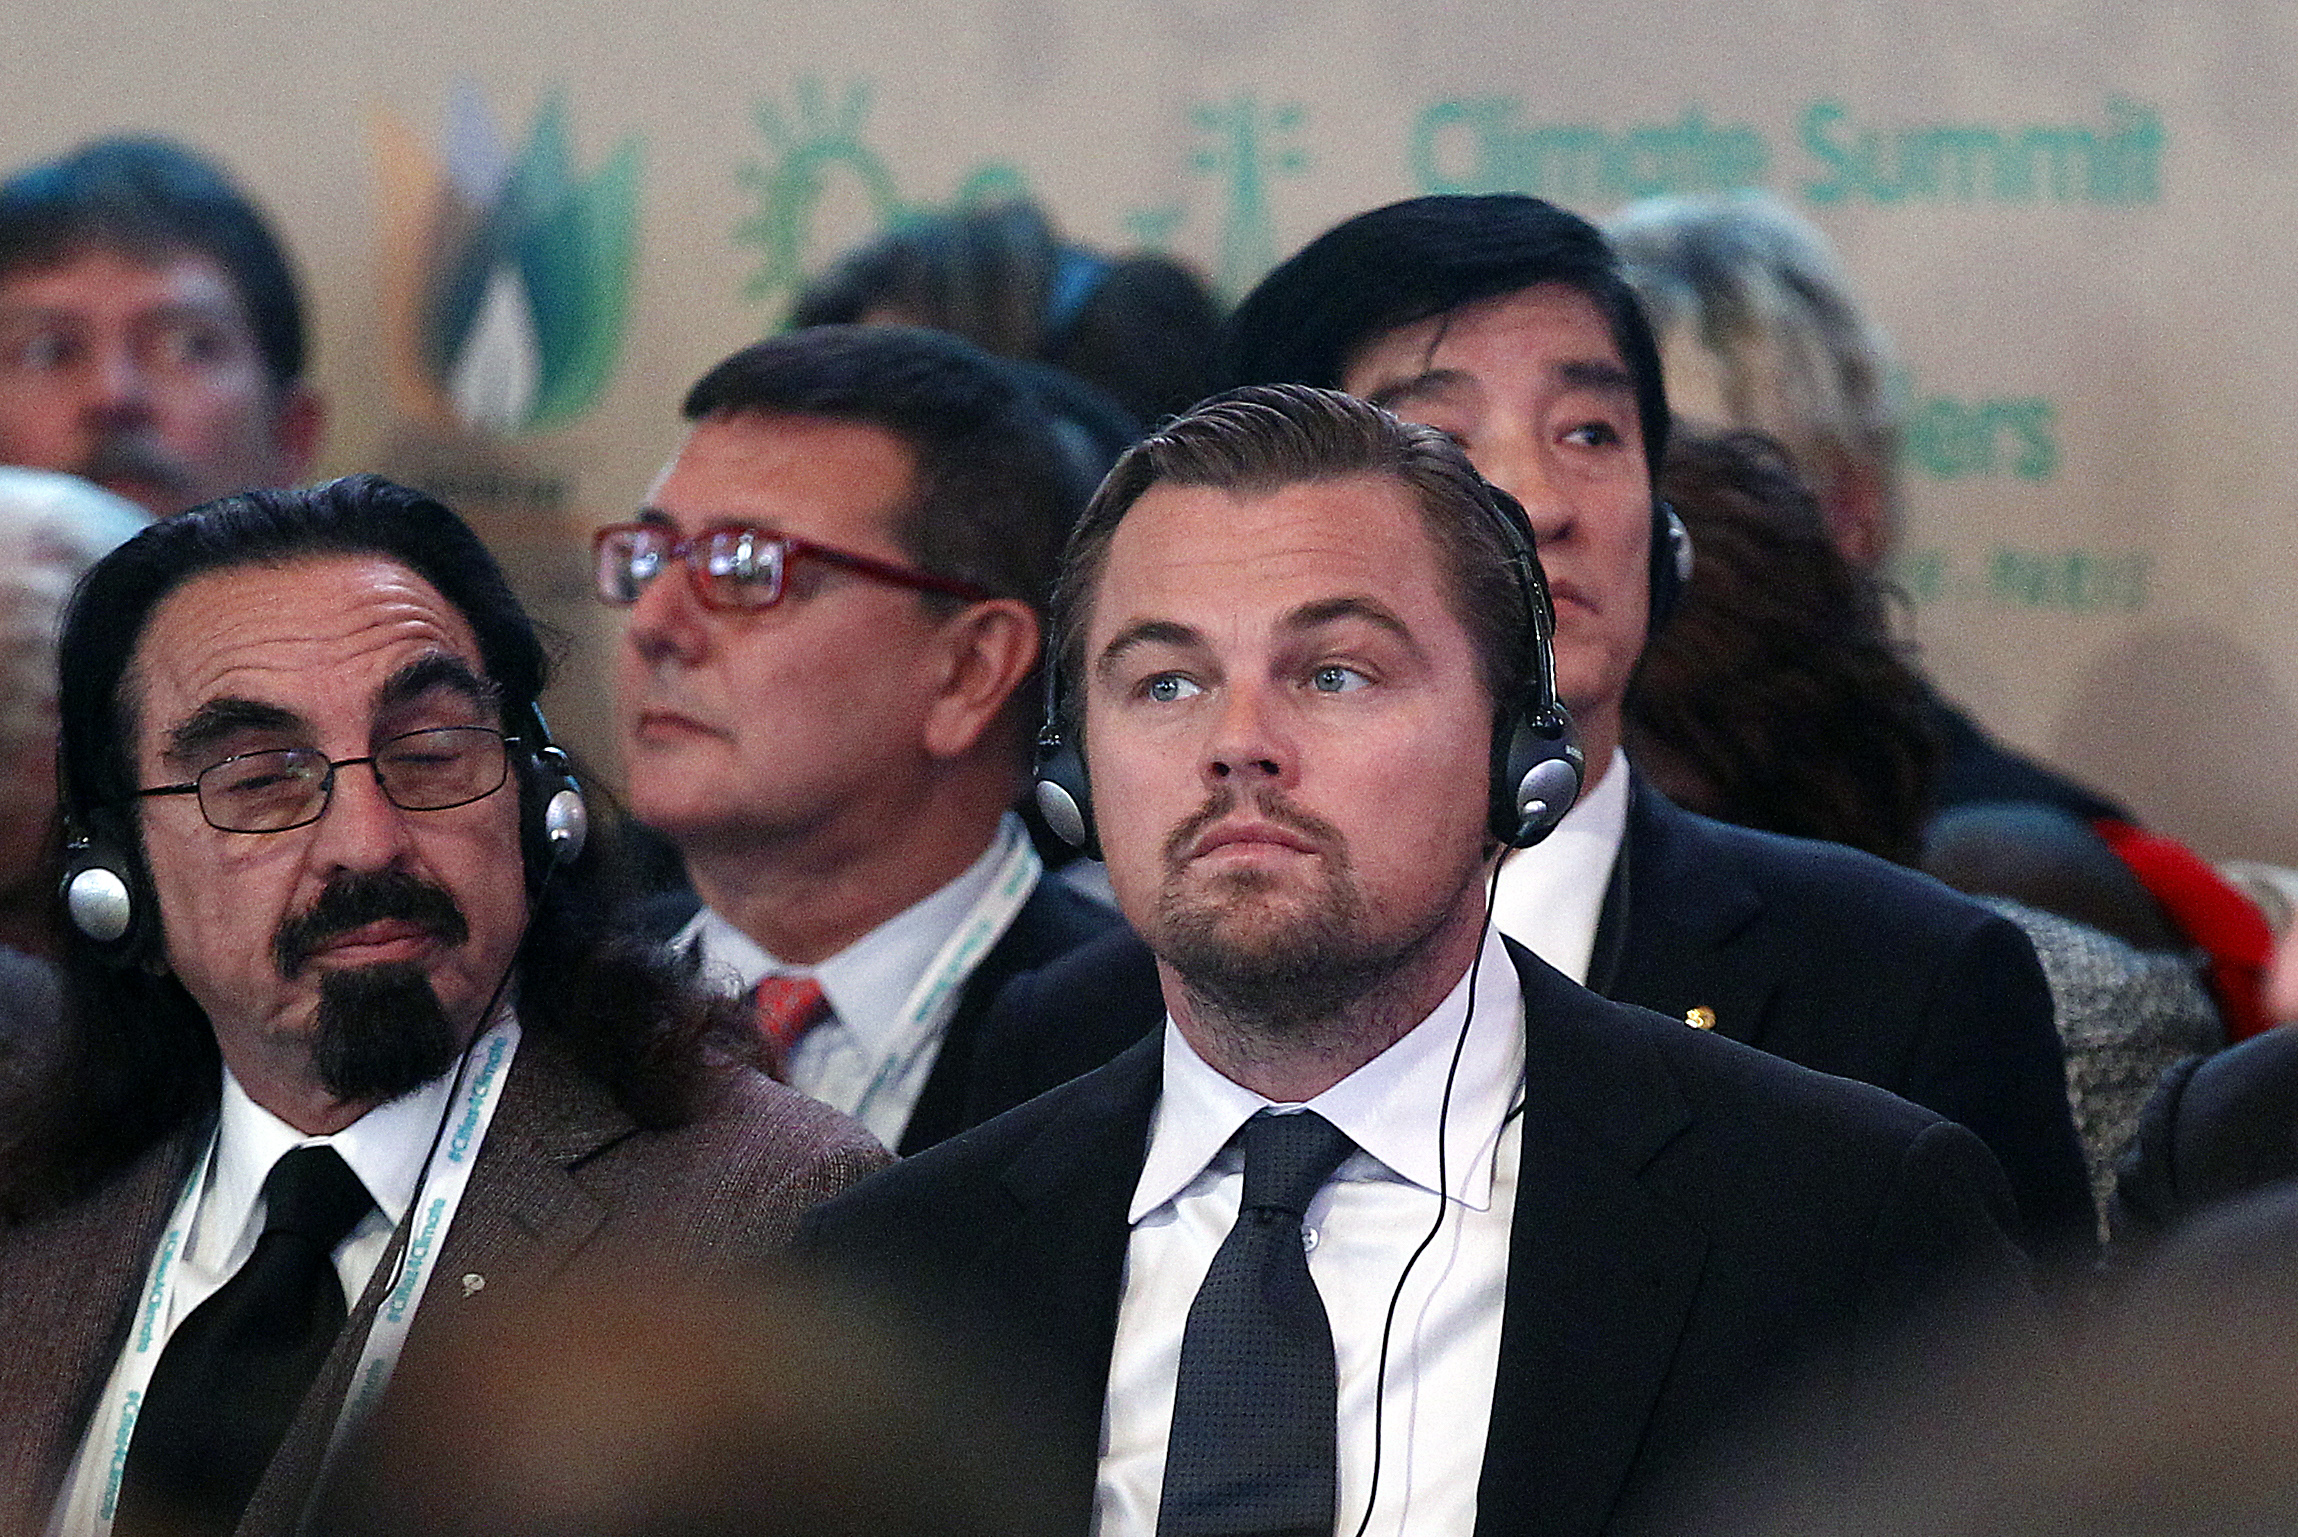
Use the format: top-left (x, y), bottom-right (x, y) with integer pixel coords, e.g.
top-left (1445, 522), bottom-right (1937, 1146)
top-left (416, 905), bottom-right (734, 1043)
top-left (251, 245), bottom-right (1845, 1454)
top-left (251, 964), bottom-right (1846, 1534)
top-left (6, 1), bottom-right (2293, 860)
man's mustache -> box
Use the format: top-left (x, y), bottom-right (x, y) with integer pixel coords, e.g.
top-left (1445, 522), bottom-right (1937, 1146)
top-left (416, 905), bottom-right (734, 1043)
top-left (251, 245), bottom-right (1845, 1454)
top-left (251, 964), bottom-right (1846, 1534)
top-left (1162, 784), bottom-right (1346, 868)
top-left (273, 869), bottom-right (469, 980)
top-left (78, 431), bottom-right (192, 501)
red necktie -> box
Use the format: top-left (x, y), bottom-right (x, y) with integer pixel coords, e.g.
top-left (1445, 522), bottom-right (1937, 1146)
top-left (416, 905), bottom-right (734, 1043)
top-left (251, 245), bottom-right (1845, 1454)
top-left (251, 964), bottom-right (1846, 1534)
top-left (752, 974), bottom-right (831, 1080)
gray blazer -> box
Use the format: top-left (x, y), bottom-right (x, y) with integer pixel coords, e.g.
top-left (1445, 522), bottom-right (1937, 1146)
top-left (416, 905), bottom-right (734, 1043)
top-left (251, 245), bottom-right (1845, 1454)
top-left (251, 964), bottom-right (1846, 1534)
top-left (0, 1030), bottom-right (889, 1535)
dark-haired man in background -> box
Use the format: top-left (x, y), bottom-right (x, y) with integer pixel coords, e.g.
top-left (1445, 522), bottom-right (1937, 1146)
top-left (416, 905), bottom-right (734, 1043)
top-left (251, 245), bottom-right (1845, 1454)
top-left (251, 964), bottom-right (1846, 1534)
top-left (0, 135), bottom-right (321, 516)
top-left (980, 194), bottom-right (2095, 1267)
top-left (0, 476), bottom-right (884, 1537)
top-left (604, 326), bottom-right (1119, 1154)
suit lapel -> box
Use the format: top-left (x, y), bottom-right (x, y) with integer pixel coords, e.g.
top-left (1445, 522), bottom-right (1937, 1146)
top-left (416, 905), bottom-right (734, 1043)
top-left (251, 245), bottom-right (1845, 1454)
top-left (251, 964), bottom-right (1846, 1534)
top-left (1476, 947), bottom-right (1710, 1537)
top-left (1599, 776), bottom-right (1779, 1047)
top-left (240, 1035), bottom-right (628, 1536)
top-left (416, 1033), bottom-right (624, 1304)
top-left (0, 1121), bottom-right (207, 1530)
top-left (902, 878), bottom-right (1060, 1155)
top-left (989, 1037), bottom-right (1161, 1524)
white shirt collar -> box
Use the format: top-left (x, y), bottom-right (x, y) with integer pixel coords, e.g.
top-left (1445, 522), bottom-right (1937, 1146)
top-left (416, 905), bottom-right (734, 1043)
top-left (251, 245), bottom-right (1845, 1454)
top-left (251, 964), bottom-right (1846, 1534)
top-left (677, 812), bottom-right (1026, 1049)
top-left (1489, 747), bottom-right (1630, 984)
top-left (1132, 923), bottom-right (1526, 1223)
top-left (195, 1059), bottom-right (460, 1271)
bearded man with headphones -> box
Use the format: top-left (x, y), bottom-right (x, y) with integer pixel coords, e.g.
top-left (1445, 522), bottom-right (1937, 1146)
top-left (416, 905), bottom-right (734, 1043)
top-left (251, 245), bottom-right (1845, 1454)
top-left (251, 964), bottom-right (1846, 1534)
top-left (973, 193), bottom-right (2099, 1273)
top-left (0, 476), bottom-right (886, 1537)
top-left (800, 385), bottom-right (2032, 1537)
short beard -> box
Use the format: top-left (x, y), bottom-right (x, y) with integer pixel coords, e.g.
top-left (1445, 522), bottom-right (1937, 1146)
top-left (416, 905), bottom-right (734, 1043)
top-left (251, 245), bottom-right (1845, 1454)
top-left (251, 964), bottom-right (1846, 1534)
top-left (1151, 789), bottom-right (1394, 1043)
top-left (310, 962), bottom-right (462, 1105)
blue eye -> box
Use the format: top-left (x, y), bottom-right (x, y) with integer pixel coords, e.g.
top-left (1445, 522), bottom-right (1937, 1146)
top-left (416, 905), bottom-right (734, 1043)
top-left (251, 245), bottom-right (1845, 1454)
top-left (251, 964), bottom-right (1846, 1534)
top-left (1311, 665), bottom-right (1368, 694)
top-left (1144, 674), bottom-right (1202, 703)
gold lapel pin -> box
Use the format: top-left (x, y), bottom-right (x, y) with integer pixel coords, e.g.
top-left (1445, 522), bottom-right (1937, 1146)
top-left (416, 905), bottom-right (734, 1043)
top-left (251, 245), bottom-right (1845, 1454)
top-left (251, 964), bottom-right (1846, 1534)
top-left (1684, 1006), bottom-right (1717, 1031)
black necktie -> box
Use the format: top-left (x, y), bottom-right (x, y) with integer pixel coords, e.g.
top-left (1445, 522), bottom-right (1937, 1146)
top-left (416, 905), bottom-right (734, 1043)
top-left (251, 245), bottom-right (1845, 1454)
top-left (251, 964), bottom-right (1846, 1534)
top-left (115, 1143), bottom-right (373, 1537)
top-left (1159, 1110), bottom-right (1357, 1537)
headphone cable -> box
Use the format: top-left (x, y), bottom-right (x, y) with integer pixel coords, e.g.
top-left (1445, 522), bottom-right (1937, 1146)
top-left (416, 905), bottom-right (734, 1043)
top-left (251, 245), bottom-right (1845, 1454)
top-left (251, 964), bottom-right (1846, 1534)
top-left (1350, 855), bottom-right (1508, 1537)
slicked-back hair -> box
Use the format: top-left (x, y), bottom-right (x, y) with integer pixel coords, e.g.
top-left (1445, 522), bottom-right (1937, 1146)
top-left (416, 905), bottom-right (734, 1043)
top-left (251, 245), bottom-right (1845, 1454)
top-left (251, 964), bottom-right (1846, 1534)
top-left (0, 135), bottom-right (308, 392)
top-left (1219, 194), bottom-right (1670, 480)
top-left (2, 476), bottom-right (732, 1219)
top-left (682, 325), bottom-right (1094, 618)
top-left (1051, 383), bottom-right (1536, 737)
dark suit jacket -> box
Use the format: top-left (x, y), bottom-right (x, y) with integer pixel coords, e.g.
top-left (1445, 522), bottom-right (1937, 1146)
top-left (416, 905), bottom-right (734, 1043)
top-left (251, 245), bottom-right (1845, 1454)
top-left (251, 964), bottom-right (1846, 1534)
top-left (0, 1032), bottom-right (889, 1537)
top-left (802, 943), bottom-right (2033, 1537)
top-left (2109, 1023), bottom-right (2298, 1254)
top-left (970, 777), bottom-right (2094, 1263)
top-left (1924, 689), bottom-right (2130, 823)
top-left (632, 875), bottom-right (1120, 1155)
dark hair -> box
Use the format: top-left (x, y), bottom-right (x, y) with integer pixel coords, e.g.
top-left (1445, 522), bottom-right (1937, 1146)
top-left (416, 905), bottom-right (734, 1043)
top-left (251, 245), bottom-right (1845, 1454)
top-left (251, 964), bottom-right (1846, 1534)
top-left (1220, 194), bottom-right (1670, 480)
top-left (1623, 430), bottom-right (1938, 864)
top-left (1051, 383), bottom-right (1536, 734)
top-left (0, 476), bottom-right (730, 1218)
top-left (788, 199), bottom-right (1225, 428)
top-left (0, 135), bottom-right (308, 392)
top-left (683, 325), bottom-right (1094, 617)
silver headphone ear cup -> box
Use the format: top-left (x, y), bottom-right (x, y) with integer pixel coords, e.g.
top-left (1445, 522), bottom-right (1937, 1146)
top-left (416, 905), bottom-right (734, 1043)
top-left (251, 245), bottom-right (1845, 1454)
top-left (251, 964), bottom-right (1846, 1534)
top-left (65, 863), bottom-right (134, 943)
top-left (542, 786), bottom-right (589, 864)
top-left (1034, 778), bottom-right (1091, 852)
top-left (1511, 755), bottom-right (1583, 848)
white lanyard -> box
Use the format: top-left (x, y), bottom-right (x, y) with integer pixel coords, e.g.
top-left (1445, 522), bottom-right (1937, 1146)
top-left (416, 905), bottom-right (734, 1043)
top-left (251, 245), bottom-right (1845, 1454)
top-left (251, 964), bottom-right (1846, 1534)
top-left (840, 829), bottom-right (1040, 1135)
top-left (78, 1017), bottom-right (521, 1537)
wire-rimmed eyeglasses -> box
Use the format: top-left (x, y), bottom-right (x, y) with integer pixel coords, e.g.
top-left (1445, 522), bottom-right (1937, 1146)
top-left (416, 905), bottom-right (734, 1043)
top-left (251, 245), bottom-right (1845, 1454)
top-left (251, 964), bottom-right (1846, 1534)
top-left (592, 521), bottom-right (995, 612)
top-left (133, 726), bottom-right (516, 834)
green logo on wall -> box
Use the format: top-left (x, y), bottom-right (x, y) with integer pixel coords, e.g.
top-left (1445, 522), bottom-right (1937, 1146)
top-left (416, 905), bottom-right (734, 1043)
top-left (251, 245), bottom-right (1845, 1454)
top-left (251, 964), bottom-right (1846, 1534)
top-left (382, 87), bottom-right (640, 435)
top-left (735, 78), bottom-right (1030, 307)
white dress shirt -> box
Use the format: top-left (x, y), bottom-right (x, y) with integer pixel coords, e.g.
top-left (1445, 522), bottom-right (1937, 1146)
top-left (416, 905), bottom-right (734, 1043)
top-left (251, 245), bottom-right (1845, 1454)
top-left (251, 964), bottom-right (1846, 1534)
top-left (49, 1064), bottom-right (460, 1537)
top-left (1095, 924), bottom-right (1527, 1537)
top-left (676, 813), bottom-right (1041, 1147)
top-left (1488, 747), bottom-right (1631, 983)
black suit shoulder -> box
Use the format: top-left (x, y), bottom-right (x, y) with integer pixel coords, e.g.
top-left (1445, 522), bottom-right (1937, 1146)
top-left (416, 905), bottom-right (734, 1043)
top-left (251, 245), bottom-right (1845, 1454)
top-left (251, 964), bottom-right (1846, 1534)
top-left (1617, 785), bottom-right (2045, 989)
top-left (902, 875), bottom-right (1124, 1153)
top-left (1925, 689), bottom-right (2131, 823)
top-left (1517, 940), bottom-right (2023, 1277)
top-left (1611, 783), bottom-right (2094, 1265)
top-left (2111, 1024), bottom-right (2298, 1253)
top-left (961, 920), bottom-right (1166, 1127)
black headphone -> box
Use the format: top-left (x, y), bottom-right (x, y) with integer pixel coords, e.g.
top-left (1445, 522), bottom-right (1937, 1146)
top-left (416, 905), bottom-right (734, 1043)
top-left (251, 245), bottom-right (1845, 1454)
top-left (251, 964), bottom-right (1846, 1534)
top-left (60, 699), bottom-right (589, 962)
top-left (518, 701), bottom-right (591, 874)
top-left (1649, 499), bottom-right (1694, 633)
top-left (1033, 475), bottom-right (1585, 858)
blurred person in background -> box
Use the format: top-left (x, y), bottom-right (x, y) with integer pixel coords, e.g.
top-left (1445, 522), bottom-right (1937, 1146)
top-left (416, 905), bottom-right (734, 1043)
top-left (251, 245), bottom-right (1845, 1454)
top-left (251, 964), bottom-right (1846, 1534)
top-left (0, 468), bottom-right (147, 1094)
top-left (0, 467), bottom-right (149, 956)
top-left (0, 136), bottom-right (322, 517)
top-left (321, 1263), bottom-right (1065, 1537)
top-left (1604, 192), bottom-right (2277, 1040)
top-left (1630, 428), bottom-right (2219, 1233)
top-left (2113, 917), bottom-right (2298, 1253)
top-left (790, 196), bottom-right (1223, 431)
top-left (605, 327), bottom-right (1121, 1155)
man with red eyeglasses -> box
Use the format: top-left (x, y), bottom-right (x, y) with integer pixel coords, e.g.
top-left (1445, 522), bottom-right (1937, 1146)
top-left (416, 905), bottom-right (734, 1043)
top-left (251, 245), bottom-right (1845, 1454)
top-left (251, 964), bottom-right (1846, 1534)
top-left (597, 326), bottom-right (1122, 1154)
